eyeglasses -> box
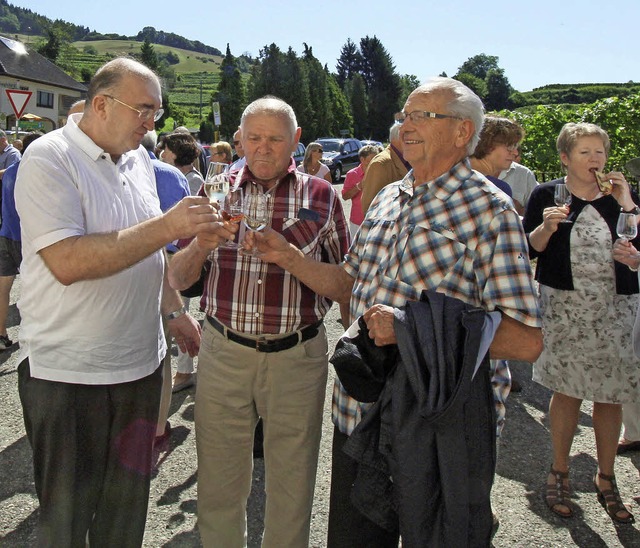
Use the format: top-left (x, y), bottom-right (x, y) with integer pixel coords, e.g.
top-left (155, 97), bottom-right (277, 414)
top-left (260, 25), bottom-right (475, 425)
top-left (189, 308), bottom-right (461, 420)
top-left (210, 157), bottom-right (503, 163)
top-left (395, 110), bottom-right (463, 124)
top-left (103, 94), bottom-right (164, 122)
top-left (505, 144), bottom-right (519, 152)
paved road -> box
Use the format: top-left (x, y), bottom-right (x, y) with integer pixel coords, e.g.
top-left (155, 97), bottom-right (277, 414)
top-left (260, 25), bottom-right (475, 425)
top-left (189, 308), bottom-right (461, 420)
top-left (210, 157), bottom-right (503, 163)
top-left (1, 187), bottom-right (640, 547)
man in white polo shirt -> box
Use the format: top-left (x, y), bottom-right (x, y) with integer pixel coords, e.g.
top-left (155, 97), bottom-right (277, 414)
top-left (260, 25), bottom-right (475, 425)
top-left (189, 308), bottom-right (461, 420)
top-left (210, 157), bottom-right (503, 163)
top-left (15, 57), bottom-right (217, 547)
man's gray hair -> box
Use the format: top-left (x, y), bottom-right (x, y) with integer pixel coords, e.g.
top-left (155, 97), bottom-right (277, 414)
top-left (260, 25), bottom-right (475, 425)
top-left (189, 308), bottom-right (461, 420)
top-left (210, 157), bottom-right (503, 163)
top-left (0, 130), bottom-right (6, 139)
top-left (240, 96), bottom-right (298, 137)
top-left (141, 130), bottom-right (158, 152)
top-left (86, 57), bottom-right (160, 102)
top-left (389, 123), bottom-right (401, 142)
top-left (414, 77), bottom-right (485, 155)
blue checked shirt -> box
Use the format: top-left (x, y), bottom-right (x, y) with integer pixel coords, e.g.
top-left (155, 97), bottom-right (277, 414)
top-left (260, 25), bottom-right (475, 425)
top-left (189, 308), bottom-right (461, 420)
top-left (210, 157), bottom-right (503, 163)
top-left (333, 158), bottom-right (542, 435)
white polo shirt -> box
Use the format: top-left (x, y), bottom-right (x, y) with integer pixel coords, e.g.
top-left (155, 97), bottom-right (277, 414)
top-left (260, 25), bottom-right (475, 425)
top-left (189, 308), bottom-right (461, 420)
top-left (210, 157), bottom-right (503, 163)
top-left (15, 114), bottom-right (166, 384)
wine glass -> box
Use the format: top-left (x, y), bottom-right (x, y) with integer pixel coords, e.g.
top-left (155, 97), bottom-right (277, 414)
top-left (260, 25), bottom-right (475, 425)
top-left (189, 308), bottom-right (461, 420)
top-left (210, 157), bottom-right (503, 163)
top-left (616, 211), bottom-right (638, 242)
top-left (204, 162), bottom-right (230, 204)
top-left (242, 192), bottom-right (269, 256)
top-left (219, 187), bottom-right (245, 248)
top-left (554, 184), bottom-right (572, 223)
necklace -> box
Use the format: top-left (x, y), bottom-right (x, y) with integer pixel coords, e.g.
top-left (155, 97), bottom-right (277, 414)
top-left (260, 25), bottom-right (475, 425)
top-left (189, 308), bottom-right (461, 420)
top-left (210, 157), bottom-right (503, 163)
top-left (565, 178), bottom-right (602, 201)
top-left (308, 163), bottom-right (320, 175)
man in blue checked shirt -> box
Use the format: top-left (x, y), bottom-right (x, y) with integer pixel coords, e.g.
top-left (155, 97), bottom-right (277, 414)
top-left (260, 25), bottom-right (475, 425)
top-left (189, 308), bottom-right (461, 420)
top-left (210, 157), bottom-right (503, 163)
top-left (252, 77), bottom-right (542, 547)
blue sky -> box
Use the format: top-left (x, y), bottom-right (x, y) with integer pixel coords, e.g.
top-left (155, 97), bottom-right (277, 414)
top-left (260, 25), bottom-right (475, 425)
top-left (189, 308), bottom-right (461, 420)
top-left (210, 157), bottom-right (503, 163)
top-left (17, 0), bottom-right (640, 92)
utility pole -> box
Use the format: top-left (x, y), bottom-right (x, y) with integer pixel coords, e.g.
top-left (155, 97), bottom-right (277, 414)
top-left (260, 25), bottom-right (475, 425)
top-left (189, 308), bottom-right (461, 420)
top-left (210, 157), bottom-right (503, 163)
top-left (199, 79), bottom-right (203, 121)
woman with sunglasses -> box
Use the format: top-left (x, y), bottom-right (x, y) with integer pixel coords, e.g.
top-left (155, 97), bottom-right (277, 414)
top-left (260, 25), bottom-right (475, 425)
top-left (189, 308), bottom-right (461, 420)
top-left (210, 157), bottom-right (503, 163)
top-left (298, 142), bottom-right (332, 183)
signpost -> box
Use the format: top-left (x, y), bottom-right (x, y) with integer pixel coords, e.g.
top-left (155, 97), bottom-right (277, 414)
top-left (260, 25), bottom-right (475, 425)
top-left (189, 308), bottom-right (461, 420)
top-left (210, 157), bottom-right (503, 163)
top-left (212, 101), bottom-right (221, 142)
top-left (5, 89), bottom-right (33, 137)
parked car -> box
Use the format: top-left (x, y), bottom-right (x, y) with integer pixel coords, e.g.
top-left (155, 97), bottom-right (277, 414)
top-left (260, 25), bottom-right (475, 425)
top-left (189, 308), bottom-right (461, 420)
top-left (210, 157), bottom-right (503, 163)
top-left (360, 139), bottom-right (383, 150)
top-left (315, 138), bottom-right (362, 181)
top-left (292, 142), bottom-right (305, 166)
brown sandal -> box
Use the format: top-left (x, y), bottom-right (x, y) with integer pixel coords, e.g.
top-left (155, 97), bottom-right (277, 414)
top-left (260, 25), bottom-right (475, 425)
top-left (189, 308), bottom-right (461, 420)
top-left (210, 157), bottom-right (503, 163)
top-left (594, 472), bottom-right (635, 524)
top-left (546, 467), bottom-right (573, 518)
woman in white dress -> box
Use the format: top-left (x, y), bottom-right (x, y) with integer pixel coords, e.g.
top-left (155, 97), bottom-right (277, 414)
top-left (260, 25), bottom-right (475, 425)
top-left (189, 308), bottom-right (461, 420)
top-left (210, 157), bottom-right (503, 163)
top-left (523, 122), bottom-right (639, 524)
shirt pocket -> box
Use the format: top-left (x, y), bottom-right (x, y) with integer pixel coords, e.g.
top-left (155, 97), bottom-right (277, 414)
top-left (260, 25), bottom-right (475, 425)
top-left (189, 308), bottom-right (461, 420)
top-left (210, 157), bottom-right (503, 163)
top-left (281, 217), bottom-right (323, 253)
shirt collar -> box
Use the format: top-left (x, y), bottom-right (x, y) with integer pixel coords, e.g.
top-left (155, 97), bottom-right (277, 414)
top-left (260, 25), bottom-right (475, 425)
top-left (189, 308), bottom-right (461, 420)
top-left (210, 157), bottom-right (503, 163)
top-left (64, 113), bottom-right (137, 167)
top-left (404, 157), bottom-right (473, 203)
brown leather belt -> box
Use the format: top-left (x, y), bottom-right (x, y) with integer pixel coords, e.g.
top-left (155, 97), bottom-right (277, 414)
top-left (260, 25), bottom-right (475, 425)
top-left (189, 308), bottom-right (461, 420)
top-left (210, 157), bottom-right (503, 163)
top-left (206, 315), bottom-right (322, 353)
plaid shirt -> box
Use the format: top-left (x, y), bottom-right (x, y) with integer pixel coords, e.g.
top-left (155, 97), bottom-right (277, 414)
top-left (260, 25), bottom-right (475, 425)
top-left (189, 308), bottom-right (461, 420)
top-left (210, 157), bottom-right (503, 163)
top-left (199, 160), bottom-right (351, 335)
top-left (333, 158), bottom-right (542, 434)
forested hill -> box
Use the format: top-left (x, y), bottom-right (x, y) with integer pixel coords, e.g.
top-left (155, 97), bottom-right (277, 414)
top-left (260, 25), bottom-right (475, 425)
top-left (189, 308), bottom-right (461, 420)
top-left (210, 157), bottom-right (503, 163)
top-left (0, 0), bottom-right (222, 56)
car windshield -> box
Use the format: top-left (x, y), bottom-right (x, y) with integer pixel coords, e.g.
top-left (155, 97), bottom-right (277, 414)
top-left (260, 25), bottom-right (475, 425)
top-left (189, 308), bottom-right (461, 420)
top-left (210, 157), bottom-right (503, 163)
top-left (318, 141), bottom-right (340, 152)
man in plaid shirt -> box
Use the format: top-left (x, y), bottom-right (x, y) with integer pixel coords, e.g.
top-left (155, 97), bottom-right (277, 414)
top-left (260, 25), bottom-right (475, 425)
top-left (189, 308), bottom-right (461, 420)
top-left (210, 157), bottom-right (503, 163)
top-left (169, 96), bottom-right (350, 547)
top-left (253, 77), bottom-right (543, 547)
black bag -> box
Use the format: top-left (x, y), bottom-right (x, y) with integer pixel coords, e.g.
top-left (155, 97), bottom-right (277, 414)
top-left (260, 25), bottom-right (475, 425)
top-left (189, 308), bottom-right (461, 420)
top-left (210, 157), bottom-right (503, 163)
top-left (180, 262), bottom-right (210, 298)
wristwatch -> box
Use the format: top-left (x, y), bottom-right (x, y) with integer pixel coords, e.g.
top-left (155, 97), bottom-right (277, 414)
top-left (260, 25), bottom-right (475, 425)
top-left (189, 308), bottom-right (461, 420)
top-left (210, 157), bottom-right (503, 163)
top-left (622, 205), bottom-right (640, 215)
top-left (165, 306), bottom-right (187, 320)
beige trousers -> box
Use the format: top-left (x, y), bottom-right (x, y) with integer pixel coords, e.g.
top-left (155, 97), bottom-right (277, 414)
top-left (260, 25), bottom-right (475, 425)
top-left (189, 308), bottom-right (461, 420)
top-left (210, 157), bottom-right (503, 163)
top-left (195, 319), bottom-right (328, 548)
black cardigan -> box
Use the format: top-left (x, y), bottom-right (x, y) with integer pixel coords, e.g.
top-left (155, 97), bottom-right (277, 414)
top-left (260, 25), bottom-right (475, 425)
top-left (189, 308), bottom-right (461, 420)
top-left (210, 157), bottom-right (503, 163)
top-left (522, 179), bottom-right (640, 294)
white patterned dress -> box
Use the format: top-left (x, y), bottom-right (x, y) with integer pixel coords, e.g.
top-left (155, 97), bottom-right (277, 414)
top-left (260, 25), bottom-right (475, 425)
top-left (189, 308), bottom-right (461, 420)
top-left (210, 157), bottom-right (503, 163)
top-left (533, 205), bottom-right (640, 403)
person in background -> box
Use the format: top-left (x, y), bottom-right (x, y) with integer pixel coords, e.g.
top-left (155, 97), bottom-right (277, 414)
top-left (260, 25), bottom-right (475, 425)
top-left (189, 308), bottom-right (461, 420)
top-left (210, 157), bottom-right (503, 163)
top-left (0, 132), bottom-right (42, 350)
top-left (11, 139), bottom-right (22, 152)
top-left (158, 132), bottom-right (203, 394)
top-left (360, 122), bottom-right (410, 212)
top-left (499, 154), bottom-right (539, 215)
top-left (617, 404), bottom-right (640, 453)
top-left (230, 129), bottom-right (246, 171)
top-left (0, 129), bottom-right (21, 180)
top-left (523, 122), bottom-right (639, 523)
top-left (162, 132), bottom-right (205, 197)
top-left (250, 77), bottom-right (542, 547)
top-left (140, 130), bottom-right (193, 454)
top-left (341, 144), bottom-right (379, 236)
top-left (298, 141), bottom-right (332, 183)
top-left (174, 126), bottom-right (208, 176)
top-left (15, 57), bottom-right (213, 546)
top-left (209, 140), bottom-right (233, 166)
top-left (470, 116), bottom-right (522, 199)
top-left (169, 96), bottom-right (350, 547)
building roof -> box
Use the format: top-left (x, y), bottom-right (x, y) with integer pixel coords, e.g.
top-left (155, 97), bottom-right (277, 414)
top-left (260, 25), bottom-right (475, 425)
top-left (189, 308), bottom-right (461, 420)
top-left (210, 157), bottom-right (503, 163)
top-left (0, 36), bottom-right (86, 93)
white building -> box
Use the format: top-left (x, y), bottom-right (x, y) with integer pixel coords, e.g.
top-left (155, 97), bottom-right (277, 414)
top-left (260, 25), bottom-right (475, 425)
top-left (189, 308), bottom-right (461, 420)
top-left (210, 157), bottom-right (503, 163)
top-left (0, 35), bottom-right (86, 134)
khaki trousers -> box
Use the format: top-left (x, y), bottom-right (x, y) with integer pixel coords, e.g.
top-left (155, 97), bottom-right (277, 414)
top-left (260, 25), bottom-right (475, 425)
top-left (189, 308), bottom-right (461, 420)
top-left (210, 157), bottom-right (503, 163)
top-left (195, 319), bottom-right (328, 547)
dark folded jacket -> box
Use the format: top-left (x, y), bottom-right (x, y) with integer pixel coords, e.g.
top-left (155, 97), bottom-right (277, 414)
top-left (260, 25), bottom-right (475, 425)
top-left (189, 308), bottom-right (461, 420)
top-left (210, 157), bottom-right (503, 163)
top-left (340, 290), bottom-right (496, 548)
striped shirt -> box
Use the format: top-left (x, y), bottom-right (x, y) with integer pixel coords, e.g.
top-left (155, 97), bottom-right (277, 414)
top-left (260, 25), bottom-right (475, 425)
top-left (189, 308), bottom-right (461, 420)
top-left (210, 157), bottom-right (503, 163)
top-left (199, 160), bottom-right (351, 335)
top-left (334, 158), bottom-right (541, 435)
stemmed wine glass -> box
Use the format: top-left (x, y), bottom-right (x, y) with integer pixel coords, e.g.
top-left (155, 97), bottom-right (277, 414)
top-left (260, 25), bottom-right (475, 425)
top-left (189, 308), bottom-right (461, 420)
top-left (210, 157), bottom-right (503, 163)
top-left (616, 211), bottom-right (638, 242)
top-left (220, 187), bottom-right (244, 248)
top-left (554, 184), bottom-right (573, 223)
top-left (242, 192), bottom-right (269, 256)
top-left (203, 162), bottom-right (230, 204)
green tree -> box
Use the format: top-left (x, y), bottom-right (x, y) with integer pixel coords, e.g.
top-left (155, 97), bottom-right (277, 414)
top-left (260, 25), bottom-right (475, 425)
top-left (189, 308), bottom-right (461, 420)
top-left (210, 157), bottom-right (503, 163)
top-left (37, 28), bottom-right (62, 62)
top-left (347, 73), bottom-right (368, 138)
top-left (140, 38), bottom-right (159, 71)
top-left (336, 38), bottom-right (362, 89)
top-left (484, 68), bottom-right (512, 111)
top-left (359, 36), bottom-right (402, 141)
top-left (214, 44), bottom-right (246, 137)
top-left (456, 54), bottom-right (500, 80)
top-left (399, 74), bottom-right (420, 107)
top-left (301, 44), bottom-right (330, 140)
top-left (326, 70), bottom-right (353, 137)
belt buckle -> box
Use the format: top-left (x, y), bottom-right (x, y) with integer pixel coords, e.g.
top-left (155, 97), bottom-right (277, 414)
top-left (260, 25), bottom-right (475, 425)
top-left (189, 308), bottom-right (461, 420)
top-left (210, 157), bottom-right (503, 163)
top-left (255, 336), bottom-right (270, 352)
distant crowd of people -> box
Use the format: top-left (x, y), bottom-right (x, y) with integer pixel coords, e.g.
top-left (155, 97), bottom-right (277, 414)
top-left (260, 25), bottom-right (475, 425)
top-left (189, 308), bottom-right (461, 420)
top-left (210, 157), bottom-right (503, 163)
top-left (3, 55), bottom-right (640, 548)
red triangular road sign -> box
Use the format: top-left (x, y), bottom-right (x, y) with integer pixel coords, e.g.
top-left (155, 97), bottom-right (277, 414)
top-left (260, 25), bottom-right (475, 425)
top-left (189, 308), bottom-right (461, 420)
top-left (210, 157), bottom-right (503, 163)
top-left (6, 89), bottom-right (32, 119)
